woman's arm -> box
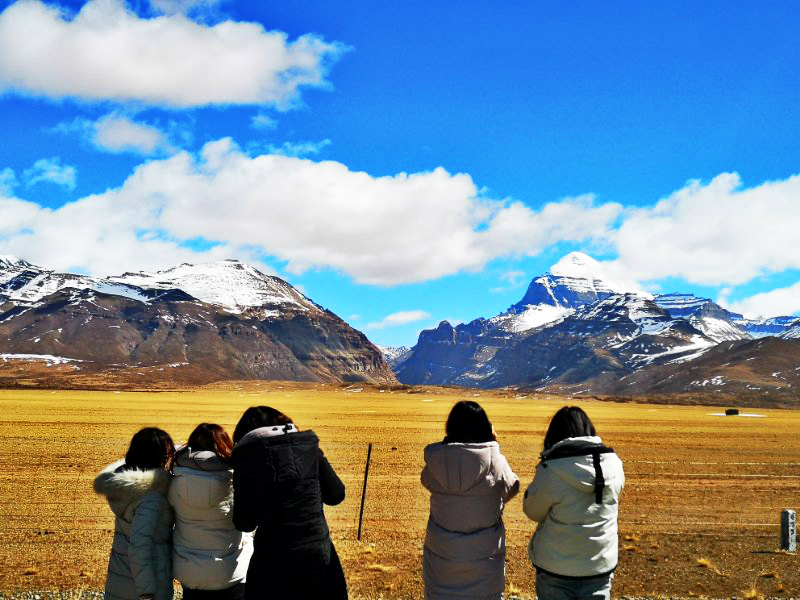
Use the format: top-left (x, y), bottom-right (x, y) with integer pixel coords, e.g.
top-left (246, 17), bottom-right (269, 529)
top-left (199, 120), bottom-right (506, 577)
top-left (495, 452), bottom-right (521, 502)
top-left (319, 451), bottom-right (345, 506)
top-left (522, 466), bottom-right (556, 522)
top-left (232, 470), bottom-right (262, 532)
top-left (128, 494), bottom-right (166, 598)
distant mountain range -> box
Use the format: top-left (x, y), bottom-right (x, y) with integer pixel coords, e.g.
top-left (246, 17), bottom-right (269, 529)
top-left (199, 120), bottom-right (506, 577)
top-left (0, 256), bottom-right (395, 386)
top-left (391, 253), bottom-right (800, 405)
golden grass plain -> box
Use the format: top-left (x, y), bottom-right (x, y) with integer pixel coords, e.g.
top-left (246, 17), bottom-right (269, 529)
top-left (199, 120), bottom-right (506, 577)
top-left (1, 382), bottom-right (798, 598)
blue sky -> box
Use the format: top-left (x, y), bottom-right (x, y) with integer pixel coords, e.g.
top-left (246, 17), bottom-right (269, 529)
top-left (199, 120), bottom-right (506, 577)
top-left (1, 0), bottom-right (799, 347)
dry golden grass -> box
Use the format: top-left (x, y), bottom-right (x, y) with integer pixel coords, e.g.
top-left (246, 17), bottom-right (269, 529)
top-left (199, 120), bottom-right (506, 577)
top-left (1, 382), bottom-right (799, 598)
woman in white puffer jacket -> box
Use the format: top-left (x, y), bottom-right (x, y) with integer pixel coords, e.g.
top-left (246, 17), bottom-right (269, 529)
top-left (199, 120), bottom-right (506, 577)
top-left (169, 423), bottom-right (253, 599)
top-left (523, 406), bottom-right (624, 600)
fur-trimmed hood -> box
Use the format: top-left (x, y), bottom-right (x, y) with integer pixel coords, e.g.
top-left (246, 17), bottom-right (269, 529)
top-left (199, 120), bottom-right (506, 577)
top-left (94, 460), bottom-right (171, 517)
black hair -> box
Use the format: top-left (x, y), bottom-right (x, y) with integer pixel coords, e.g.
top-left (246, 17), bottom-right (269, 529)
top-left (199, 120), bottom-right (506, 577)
top-left (233, 406), bottom-right (294, 444)
top-left (543, 406), bottom-right (597, 451)
top-left (125, 427), bottom-right (175, 471)
top-left (443, 400), bottom-right (494, 444)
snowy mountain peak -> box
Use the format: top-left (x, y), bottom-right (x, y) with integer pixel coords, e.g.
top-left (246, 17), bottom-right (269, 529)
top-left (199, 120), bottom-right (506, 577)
top-left (109, 260), bottom-right (314, 314)
top-left (511, 252), bottom-right (648, 314)
top-left (0, 255), bottom-right (35, 270)
top-left (549, 252), bottom-right (604, 279)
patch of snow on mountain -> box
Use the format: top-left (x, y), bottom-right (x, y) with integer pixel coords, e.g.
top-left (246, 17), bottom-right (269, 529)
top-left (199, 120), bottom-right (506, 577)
top-left (631, 335), bottom-right (715, 365)
top-left (1, 353), bottom-right (82, 364)
top-left (690, 316), bottom-right (748, 343)
top-left (110, 260), bottom-right (313, 313)
top-left (377, 345), bottom-right (411, 361)
top-left (492, 304), bottom-right (572, 333)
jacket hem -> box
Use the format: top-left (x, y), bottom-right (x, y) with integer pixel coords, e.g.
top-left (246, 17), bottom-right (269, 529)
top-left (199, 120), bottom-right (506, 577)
top-left (533, 563), bottom-right (617, 580)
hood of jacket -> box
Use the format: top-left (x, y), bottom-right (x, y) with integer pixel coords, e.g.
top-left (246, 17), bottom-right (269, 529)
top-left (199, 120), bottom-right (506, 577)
top-left (174, 448), bottom-right (230, 472)
top-left (94, 459), bottom-right (171, 517)
top-left (233, 428), bottom-right (320, 479)
top-left (423, 441), bottom-right (500, 494)
top-left (540, 436), bottom-right (622, 495)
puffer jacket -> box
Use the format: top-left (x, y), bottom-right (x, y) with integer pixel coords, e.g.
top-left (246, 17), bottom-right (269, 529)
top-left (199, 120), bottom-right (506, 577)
top-left (168, 449), bottom-right (253, 590)
top-left (523, 436), bottom-right (624, 578)
top-left (421, 441), bottom-right (520, 600)
top-left (232, 427), bottom-right (347, 600)
top-left (94, 460), bottom-right (174, 600)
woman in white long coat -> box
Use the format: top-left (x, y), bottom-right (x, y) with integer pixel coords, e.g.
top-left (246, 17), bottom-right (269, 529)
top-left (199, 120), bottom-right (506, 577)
top-left (94, 427), bottom-right (175, 600)
top-left (169, 423), bottom-right (253, 599)
top-left (523, 406), bottom-right (625, 600)
top-left (421, 400), bottom-right (520, 600)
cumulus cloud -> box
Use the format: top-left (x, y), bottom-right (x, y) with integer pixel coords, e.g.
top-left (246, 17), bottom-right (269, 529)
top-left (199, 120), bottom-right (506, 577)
top-left (608, 173), bottom-right (800, 286)
top-left (0, 0), bottom-right (346, 108)
top-left (56, 113), bottom-right (174, 155)
top-left (22, 158), bottom-right (77, 190)
top-left (365, 310), bottom-right (431, 330)
top-left (721, 284), bottom-right (800, 319)
top-left (0, 139), bottom-right (621, 283)
top-left (93, 114), bottom-right (173, 154)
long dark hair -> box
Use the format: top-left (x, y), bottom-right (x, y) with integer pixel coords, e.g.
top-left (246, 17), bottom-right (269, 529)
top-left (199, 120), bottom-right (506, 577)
top-left (125, 427), bottom-right (175, 471)
top-left (444, 400), bottom-right (494, 444)
top-left (543, 406), bottom-right (597, 451)
top-left (181, 423), bottom-right (233, 460)
top-left (233, 406), bottom-right (295, 444)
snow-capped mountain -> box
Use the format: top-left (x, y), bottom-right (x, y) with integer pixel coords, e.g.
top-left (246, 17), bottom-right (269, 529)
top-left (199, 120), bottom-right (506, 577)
top-left (653, 293), bottom-right (749, 342)
top-left (377, 345), bottom-right (413, 369)
top-left (1, 256), bottom-right (314, 315)
top-left (492, 252), bottom-right (649, 334)
top-left (395, 253), bottom-right (800, 400)
top-left (109, 260), bottom-right (315, 314)
top-left (0, 257), bottom-right (394, 386)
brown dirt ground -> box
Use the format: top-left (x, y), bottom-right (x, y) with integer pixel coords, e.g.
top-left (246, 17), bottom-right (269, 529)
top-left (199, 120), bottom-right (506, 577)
top-left (0, 382), bottom-right (798, 598)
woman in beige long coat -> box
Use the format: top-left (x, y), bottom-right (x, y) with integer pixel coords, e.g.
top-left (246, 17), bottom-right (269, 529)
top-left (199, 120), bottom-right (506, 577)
top-left (421, 401), bottom-right (520, 600)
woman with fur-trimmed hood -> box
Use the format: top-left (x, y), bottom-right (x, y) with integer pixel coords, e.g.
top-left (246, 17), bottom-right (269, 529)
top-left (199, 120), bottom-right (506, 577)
top-left (94, 427), bottom-right (175, 600)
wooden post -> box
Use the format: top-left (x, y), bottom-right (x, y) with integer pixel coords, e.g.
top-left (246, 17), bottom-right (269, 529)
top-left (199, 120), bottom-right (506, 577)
top-left (357, 442), bottom-right (373, 541)
top-left (781, 509), bottom-right (796, 552)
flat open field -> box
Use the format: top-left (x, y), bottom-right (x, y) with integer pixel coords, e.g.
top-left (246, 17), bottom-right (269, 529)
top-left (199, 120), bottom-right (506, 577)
top-left (0, 383), bottom-right (798, 598)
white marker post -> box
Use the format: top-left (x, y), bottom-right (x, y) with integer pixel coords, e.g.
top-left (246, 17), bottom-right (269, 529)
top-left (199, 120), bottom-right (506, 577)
top-left (781, 509), bottom-right (796, 552)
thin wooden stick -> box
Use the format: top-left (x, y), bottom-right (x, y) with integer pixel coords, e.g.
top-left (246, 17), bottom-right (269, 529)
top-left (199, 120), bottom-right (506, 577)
top-left (357, 442), bottom-right (373, 541)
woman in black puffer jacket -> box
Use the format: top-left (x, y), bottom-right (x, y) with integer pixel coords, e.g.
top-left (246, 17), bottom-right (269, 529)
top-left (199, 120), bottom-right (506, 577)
top-left (231, 406), bottom-right (347, 600)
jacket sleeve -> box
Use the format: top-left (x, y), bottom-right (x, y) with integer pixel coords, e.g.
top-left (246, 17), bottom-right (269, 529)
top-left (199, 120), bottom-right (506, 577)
top-left (420, 465), bottom-right (432, 491)
top-left (522, 465), bottom-right (556, 523)
top-left (495, 453), bottom-right (520, 502)
top-left (319, 450), bottom-right (345, 506)
top-left (232, 469), bottom-right (262, 532)
top-left (128, 494), bottom-right (165, 596)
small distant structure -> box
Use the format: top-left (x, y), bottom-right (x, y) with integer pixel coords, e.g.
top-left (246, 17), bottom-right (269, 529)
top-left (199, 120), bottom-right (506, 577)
top-left (725, 408), bottom-right (739, 416)
top-left (781, 509), bottom-right (796, 552)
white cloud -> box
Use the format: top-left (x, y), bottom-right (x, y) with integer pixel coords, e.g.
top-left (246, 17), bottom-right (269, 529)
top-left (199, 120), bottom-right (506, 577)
top-left (149, 0), bottom-right (222, 17)
top-left (365, 310), bottom-right (431, 330)
top-left (0, 0), bottom-right (346, 108)
top-left (608, 173), bottom-right (800, 286)
top-left (721, 284), bottom-right (800, 319)
top-left (264, 139), bottom-right (332, 157)
top-left (251, 113), bottom-right (278, 131)
top-left (0, 167), bottom-right (16, 195)
top-left (22, 158), bottom-right (77, 190)
top-left (93, 114), bottom-right (172, 154)
top-left (0, 138), bottom-right (621, 284)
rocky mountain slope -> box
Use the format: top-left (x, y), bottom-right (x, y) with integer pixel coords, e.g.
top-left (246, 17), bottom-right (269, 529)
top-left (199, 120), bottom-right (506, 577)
top-left (394, 253), bottom-right (800, 400)
top-left (1, 257), bottom-right (395, 386)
